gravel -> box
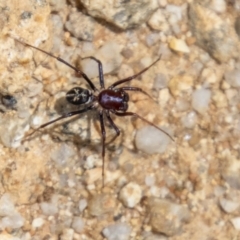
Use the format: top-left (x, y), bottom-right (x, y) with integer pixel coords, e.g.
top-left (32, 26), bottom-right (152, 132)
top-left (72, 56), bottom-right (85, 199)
top-left (219, 198), bottom-right (240, 213)
top-left (102, 222), bottom-right (131, 240)
top-left (224, 69), bottom-right (240, 88)
top-left (1, 0), bottom-right (240, 239)
top-left (119, 182), bottom-right (142, 208)
top-left (71, 217), bottom-right (84, 233)
top-left (191, 88), bottom-right (211, 114)
top-left (135, 126), bottom-right (171, 154)
top-left (147, 198), bottom-right (190, 236)
top-left (230, 217), bottom-right (240, 231)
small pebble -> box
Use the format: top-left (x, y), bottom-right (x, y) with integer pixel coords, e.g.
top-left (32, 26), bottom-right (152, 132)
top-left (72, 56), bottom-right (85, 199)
top-left (181, 111), bottom-right (197, 129)
top-left (145, 33), bottom-right (160, 47)
top-left (214, 186), bottom-right (226, 197)
top-left (147, 197), bottom-right (190, 236)
top-left (200, 68), bottom-right (218, 84)
top-left (209, 0), bottom-right (226, 13)
top-left (191, 88), bottom-right (211, 114)
top-left (81, 41), bottom-right (95, 57)
top-left (84, 154), bottom-right (101, 169)
top-left (79, 199), bottom-right (87, 212)
top-left (0, 194), bottom-right (16, 217)
top-left (1, 213), bottom-right (24, 229)
top-left (65, 11), bottom-right (94, 41)
top-left (145, 175), bottom-right (155, 187)
top-left (219, 198), bottom-right (240, 213)
top-left (158, 0), bottom-right (167, 7)
top-left (88, 194), bottom-right (116, 217)
top-left (119, 182), bottom-right (142, 208)
top-left (175, 98), bottom-right (190, 112)
top-left (40, 202), bottom-right (58, 216)
top-left (60, 228), bottom-right (74, 240)
top-left (212, 90), bottom-right (228, 108)
top-left (117, 64), bottom-right (134, 80)
top-left (166, 4), bottom-right (183, 22)
top-left (30, 115), bottom-right (44, 128)
top-left (71, 217), bottom-right (84, 233)
top-left (233, 0), bottom-right (240, 11)
top-left (85, 168), bottom-right (102, 184)
top-left (50, 143), bottom-right (75, 167)
top-left (169, 38), bottom-right (190, 53)
top-left (95, 41), bottom-right (123, 74)
top-left (135, 126), bottom-right (171, 154)
top-left (102, 222), bottom-right (131, 240)
top-left (0, 233), bottom-right (21, 240)
top-left (0, 117), bottom-right (26, 148)
top-left (153, 73), bottom-right (168, 90)
top-left (222, 171), bottom-right (240, 190)
top-left (230, 217), bottom-right (240, 230)
top-left (224, 69), bottom-right (240, 88)
top-left (80, 57), bottom-right (99, 79)
top-left (168, 75), bottom-right (193, 97)
top-left (32, 217), bottom-right (45, 228)
top-left (158, 88), bottom-right (170, 106)
top-left (148, 9), bottom-right (169, 32)
top-left (26, 82), bottom-right (43, 97)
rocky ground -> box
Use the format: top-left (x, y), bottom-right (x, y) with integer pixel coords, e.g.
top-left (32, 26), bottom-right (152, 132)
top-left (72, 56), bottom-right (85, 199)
top-left (0, 0), bottom-right (240, 239)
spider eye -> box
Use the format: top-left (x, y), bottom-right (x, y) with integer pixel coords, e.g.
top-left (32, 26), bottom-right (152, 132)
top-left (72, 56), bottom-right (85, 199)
top-left (66, 87), bottom-right (91, 105)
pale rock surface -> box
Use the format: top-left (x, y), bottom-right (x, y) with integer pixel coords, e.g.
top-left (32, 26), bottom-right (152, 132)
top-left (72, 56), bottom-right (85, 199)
top-left (189, 2), bottom-right (239, 62)
top-left (81, 0), bottom-right (158, 29)
top-left (147, 198), bottom-right (190, 236)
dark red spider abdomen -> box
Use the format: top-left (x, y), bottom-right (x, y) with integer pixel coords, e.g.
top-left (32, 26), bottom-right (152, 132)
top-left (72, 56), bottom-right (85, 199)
top-left (98, 89), bottom-right (129, 111)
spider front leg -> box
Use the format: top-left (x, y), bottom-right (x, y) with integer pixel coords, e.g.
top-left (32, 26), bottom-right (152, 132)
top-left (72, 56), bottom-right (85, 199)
top-left (105, 110), bottom-right (121, 145)
top-left (109, 57), bottom-right (161, 89)
top-left (14, 38), bottom-right (97, 91)
top-left (97, 110), bottom-right (121, 187)
top-left (105, 110), bottom-right (120, 136)
top-left (81, 56), bottom-right (105, 89)
top-left (98, 110), bottom-right (106, 187)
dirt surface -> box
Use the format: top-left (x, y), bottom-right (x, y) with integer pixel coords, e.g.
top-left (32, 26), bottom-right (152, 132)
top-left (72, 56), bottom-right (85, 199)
top-left (0, 0), bottom-right (240, 239)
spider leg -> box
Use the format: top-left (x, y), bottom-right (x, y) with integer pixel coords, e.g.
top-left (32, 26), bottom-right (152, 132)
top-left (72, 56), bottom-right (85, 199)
top-left (25, 105), bottom-right (95, 139)
top-left (109, 56), bottom-right (161, 89)
top-left (99, 110), bottom-right (106, 187)
top-left (117, 86), bottom-right (153, 101)
top-left (105, 110), bottom-right (120, 136)
top-left (81, 56), bottom-right (105, 89)
top-left (14, 38), bottom-right (97, 91)
top-left (111, 111), bottom-right (174, 141)
top-left (105, 110), bottom-right (121, 145)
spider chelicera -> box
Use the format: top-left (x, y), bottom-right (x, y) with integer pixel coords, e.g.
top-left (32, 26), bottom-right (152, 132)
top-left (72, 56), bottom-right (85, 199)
top-left (15, 39), bottom-right (173, 186)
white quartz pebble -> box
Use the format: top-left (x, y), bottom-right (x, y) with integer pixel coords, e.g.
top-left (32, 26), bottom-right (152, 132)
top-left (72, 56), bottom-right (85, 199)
top-left (224, 69), bottom-right (240, 88)
top-left (0, 194), bottom-right (16, 217)
top-left (102, 222), bottom-right (131, 240)
top-left (71, 217), bottom-right (84, 233)
top-left (219, 198), bottom-right (240, 213)
top-left (192, 88), bottom-right (211, 114)
top-left (119, 182), bottom-right (142, 208)
top-left (135, 126), bottom-right (171, 154)
top-left (32, 217), bottom-right (45, 228)
top-left (231, 217), bottom-right (240, 230)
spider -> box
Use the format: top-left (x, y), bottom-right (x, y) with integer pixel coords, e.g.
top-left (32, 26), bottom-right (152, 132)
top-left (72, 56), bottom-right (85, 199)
top-left (15, 39), bottom-right (173, 186)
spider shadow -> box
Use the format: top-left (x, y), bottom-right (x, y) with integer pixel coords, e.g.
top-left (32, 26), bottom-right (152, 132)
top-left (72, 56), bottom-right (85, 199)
top-left (26, 96), bottom-right (124, 159)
